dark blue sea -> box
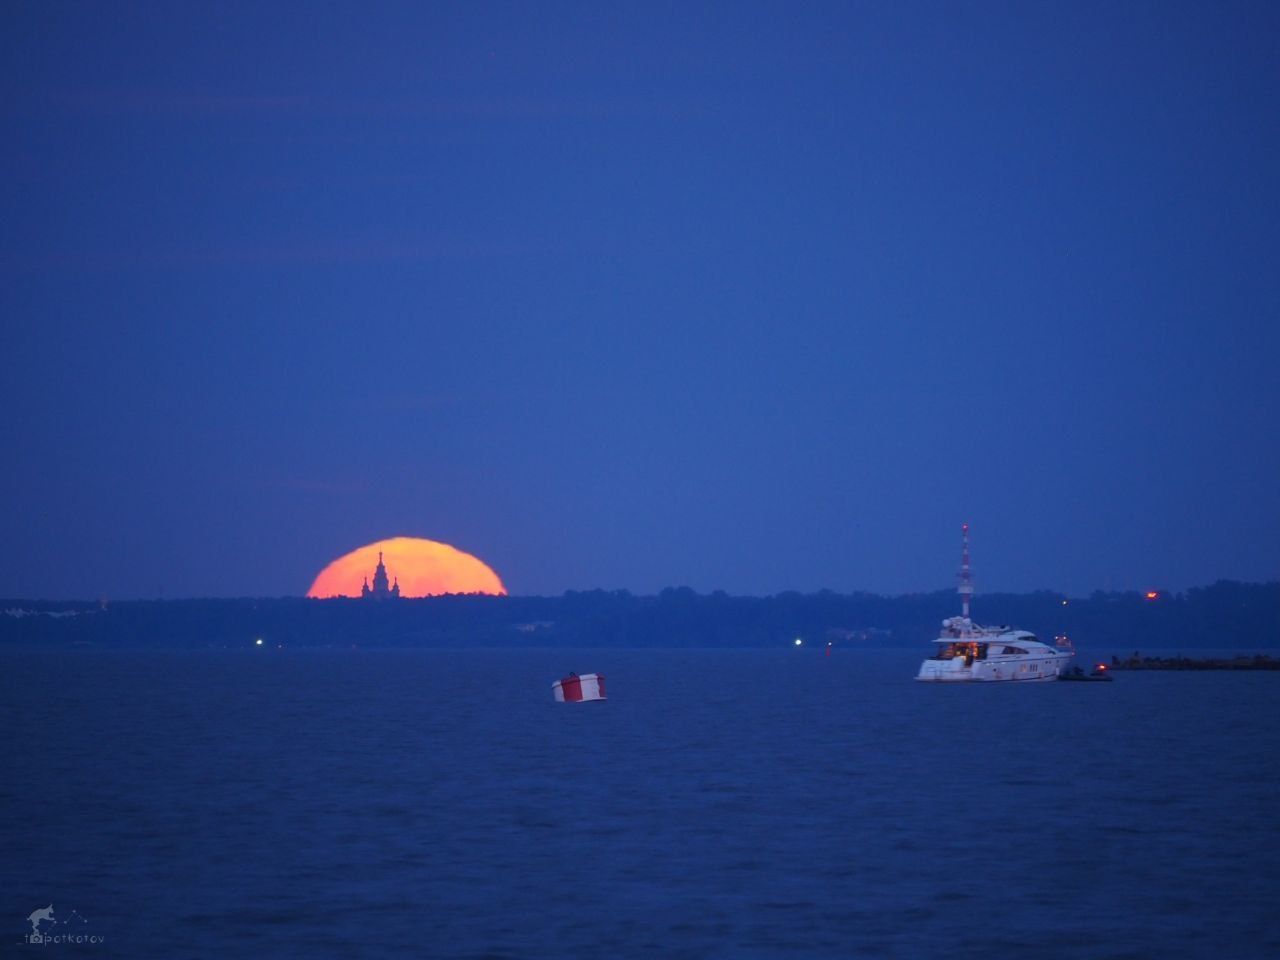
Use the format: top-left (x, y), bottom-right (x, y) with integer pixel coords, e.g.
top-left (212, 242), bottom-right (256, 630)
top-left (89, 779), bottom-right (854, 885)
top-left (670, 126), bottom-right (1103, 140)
top-left (3, 648), bottom-right (1277, 958)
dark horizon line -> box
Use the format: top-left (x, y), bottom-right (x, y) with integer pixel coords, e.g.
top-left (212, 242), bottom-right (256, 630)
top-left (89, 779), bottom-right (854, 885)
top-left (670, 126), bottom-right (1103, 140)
top-left (4, 578), bottom-right (1275, 606)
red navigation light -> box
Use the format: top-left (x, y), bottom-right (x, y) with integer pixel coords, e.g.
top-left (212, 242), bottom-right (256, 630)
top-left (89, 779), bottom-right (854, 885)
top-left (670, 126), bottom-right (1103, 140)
top-left (1096, 663), bottom-right (1107, 672)
top-left (1145, 591), bottom-right (1159, 600)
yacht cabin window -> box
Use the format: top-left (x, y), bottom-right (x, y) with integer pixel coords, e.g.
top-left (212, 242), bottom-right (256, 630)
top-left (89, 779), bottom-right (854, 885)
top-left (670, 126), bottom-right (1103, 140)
top-left (933, 642), bottom-right (989, 660)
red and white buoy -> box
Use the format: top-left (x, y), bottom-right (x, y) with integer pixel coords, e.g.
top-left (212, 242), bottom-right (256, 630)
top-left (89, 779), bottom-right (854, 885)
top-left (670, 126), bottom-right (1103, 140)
top-left (553, 672), bottom-right (606, 702)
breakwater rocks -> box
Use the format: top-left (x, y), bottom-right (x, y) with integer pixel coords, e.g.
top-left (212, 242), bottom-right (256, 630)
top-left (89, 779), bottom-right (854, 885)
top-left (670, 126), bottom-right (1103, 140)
top-left (1110, 653), bottom-right (1280, 671)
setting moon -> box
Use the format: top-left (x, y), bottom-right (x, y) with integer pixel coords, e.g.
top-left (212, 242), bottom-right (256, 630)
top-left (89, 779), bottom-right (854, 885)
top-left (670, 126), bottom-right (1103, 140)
top-left (307, 537), bottom-right (507, 598)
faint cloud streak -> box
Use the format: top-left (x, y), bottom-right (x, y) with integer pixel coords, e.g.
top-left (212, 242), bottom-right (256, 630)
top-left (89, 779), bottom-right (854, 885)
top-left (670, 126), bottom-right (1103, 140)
top-left (258, 476), bottom-right (371, 495)
top-left (30, 87), bottom-right (692, 121)
top-left (4, 237), bottom-right (555, 273)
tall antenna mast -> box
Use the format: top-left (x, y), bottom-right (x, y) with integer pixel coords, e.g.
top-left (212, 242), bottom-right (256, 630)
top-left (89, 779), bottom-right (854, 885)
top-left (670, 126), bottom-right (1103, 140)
top-left (958, 522), bottom-right (973, 620)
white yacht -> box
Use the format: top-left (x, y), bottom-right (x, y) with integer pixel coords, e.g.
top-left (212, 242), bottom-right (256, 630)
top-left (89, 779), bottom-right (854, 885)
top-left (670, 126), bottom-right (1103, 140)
top-left (915, 525), bottom-right (1073, 683)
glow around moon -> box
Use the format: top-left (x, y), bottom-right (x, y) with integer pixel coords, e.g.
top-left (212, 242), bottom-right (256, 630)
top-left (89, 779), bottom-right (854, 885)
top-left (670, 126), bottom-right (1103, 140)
top-left (307, 537), bottom-right (507, 598)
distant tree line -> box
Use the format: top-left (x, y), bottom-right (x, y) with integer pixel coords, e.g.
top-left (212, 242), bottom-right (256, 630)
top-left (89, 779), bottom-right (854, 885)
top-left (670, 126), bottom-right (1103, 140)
top-left (1, 580), bottom-right (1277, 651)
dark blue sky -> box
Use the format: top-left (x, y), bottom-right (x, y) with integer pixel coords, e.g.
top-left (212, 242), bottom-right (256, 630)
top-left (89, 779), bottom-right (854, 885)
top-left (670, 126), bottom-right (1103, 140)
top-left (4, 2), bottom-right (1278, 599)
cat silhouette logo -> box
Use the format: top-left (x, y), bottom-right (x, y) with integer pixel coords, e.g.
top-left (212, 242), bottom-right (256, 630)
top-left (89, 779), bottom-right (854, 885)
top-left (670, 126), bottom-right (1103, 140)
top-left (21, 904), bottom-right (102, 945)
top-left (26, 906), bottom-right (54, 942)
top-left (27, 905), bottom-right (54, 939)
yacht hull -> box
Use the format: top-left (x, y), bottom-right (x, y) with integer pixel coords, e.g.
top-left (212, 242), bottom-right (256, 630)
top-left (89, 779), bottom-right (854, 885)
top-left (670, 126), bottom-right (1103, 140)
top-left (915, 672), bottom-right (1063, 682)
top-left (916, 655), bottom-right (1071, 682)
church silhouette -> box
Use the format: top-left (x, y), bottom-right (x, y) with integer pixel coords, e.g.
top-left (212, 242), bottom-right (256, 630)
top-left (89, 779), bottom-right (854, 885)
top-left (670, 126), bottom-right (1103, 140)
top-left (361, 551), bottom-right (401, 600)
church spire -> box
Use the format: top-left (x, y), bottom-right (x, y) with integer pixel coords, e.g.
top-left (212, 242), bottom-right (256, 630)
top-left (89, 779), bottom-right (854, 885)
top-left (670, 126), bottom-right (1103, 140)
top-left (365, 549), bottom-right (397, 600)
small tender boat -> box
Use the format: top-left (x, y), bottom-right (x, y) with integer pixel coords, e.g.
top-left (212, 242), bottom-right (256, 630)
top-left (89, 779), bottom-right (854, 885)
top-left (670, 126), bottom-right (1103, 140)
top-left (915, 525), bottom-right (1073, 683)
top-left (1058, 664), bottom-right (1113, 682)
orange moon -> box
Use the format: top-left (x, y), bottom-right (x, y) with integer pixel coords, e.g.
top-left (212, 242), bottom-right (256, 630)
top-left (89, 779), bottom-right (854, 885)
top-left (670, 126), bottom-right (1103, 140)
top-left (307, 537), bottom-right (507, 598)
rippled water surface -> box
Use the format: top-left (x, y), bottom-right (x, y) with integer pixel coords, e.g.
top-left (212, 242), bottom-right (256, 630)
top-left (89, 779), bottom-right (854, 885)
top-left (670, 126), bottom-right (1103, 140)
top-left (3, 648), bottom-right (1277, 958)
